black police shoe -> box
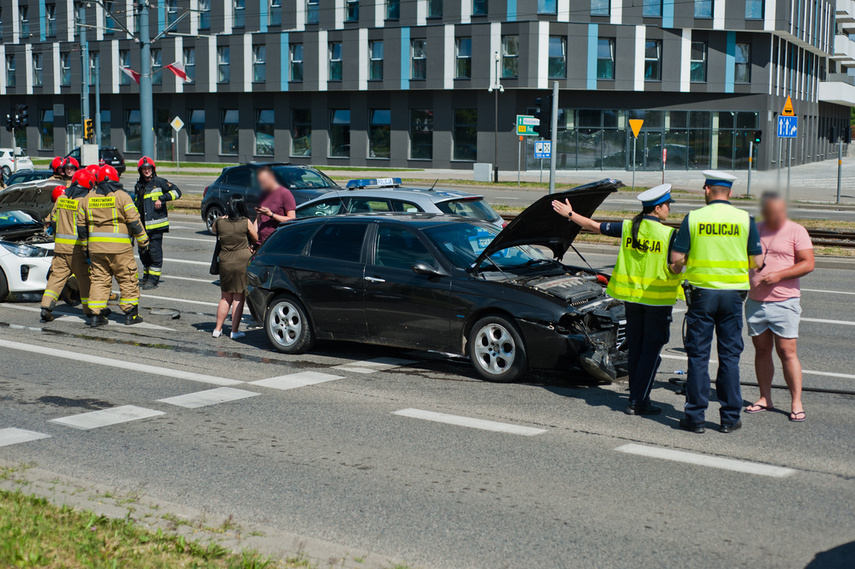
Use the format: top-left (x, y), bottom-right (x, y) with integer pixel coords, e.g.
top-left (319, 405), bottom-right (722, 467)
top-left (89, 314), bottom-right (109, 328)
top-left (124, 307), bottom-right (144, 325)
top-left (40, 308), bottom-right (54, 322)
top-left (679, 418), bottom-right (705, 434)
top-left (719, 420), bottom-right (743, 434)
top-left (625, 401), bottom-right (662, 416)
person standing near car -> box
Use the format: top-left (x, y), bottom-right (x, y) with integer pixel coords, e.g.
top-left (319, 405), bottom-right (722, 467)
top-left (254, 166), bottom-right (296, 248)
top-left (134, 156), bottom-right (180, 289)
top-left (553, 184), bottom-right (682, 415)
top-left (671, 171), bottom-right (764, 434)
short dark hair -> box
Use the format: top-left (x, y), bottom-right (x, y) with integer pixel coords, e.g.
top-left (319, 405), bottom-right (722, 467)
top-left (707, 184), bottom-right (731, 197)
top-left (760, 191), bottom-right (783, 209)
top-left (256, 166), bottom-right (275, 178)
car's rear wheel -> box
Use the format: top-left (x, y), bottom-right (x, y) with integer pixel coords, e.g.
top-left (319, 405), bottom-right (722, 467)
top-left (265, 295), bottom-right (315, 354)
top-left (468, 315), bottom-right (528, 383)
top-left (205, 205), bottom-right (224, 233)
top-left (0, 267), bottom-right (8, 301)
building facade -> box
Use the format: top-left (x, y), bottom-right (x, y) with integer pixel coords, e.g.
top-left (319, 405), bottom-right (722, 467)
top-left (0, 0), bottom-right (853, 171)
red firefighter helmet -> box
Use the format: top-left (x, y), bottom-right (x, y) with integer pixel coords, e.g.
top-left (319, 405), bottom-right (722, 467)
top-left (138, 156), bottom-right (156, 173)
top-left (63, 157), bottom-right (80, 171)
top-left (98, 165), bottom-right (120, 183)
top-left (86, 164), bottom-right (101, 177)
top-left (51, 186), bottom-right (67, 203)
top-left (50, 156), bottom-right (64, 174)
top-left (71, 170), bottom-right (96, 191)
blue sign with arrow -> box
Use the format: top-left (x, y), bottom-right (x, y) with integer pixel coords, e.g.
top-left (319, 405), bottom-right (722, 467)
top-left (777, 116), bottom-right (798, 138)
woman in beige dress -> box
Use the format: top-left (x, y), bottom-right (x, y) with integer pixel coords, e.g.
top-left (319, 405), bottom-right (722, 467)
top-left (211, 195), bottom-right (257, 339)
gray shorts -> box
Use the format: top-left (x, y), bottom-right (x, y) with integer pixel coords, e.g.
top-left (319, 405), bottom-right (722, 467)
top-left (745, 297), bottom-right (802, 338)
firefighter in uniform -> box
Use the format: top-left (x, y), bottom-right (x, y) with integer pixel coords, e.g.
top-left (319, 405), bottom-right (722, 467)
top-left (84, 165), bottom-right (150, 327)
top-left (48, 156), bottom-right (66, 183)
top-left (134, 156), bottom-right (181, 289)
top-left (554, 184), bottom-right (683, 414)
top-left (671, 171), bottom-right (764, 434)
top-left (62, 157), bottom-right (80, 180)
top-left (40, 170), bottom-right (96, 322)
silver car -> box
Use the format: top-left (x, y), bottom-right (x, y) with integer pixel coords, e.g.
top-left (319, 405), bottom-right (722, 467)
top-left (296, 178), bottom-right (505, 229)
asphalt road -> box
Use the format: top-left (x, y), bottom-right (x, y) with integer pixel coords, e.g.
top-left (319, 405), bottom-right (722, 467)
top-left (1, 213), bottom-right (854, 569)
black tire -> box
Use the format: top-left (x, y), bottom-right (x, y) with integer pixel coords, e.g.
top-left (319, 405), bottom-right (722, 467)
top-left (204, 204), bottom-right (225, 233)
top-left (467, 315), bottom-right (528, 383)
top-left (265, 294), bottom-right (315, 354)
top-left (0, 267), bottom-right (8, 301)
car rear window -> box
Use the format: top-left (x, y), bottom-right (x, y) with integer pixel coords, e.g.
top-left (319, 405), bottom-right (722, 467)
top-left (309, 222), bottom-right (367, 263)
top-left (273, 167), bottom-right (337, 190)
top-left (435, 198), bottom-right (500, 221)
top-left (259, 222), bottom-right (319, 255)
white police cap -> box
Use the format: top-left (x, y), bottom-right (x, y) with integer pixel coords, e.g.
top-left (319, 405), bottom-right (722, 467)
top-left (702, 170), bottom-right (738, 188)
top-left (636, 184), bottom-right (674, 208)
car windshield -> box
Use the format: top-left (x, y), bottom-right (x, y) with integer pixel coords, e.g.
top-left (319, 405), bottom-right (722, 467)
top-left (273, 167), bottom-right (338, 190)
top-left (424, 223), bottom-right (551, 270)
top-left (0, 210), bottom-right (41, 229)
top-left (435, 198), bottom-right (500, 222)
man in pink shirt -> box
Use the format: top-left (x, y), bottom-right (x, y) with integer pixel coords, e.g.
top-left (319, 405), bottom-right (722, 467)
top-left (745, 193), bottom-right (815, 422)
top-left (254, 166), bottom-right (296, 247)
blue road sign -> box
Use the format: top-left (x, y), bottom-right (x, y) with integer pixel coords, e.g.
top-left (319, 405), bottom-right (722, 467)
top-left (534, 141), bottom-right (551, 159)
top-left (777, 115), bottom-right (798, 138)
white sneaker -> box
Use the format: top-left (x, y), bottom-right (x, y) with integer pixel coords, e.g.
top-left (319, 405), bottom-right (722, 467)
top-left (230, 331), bottom-right (245, 340)
top-left (212, 329), bottom-right (223, 338)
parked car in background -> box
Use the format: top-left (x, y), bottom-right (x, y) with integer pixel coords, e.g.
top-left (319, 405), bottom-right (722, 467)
top-left (246, 180), bottom-right (628, 383)
top-left (200, 163), bottom-right (339, 231)
top-left (0, 148), bottom-right (34, 178)
top-left (65, 146), bottom-right (126, 174)
top-left (296, 178), bottom-right (506, 230)
top-left (3, 170), bottom-right (53, 186)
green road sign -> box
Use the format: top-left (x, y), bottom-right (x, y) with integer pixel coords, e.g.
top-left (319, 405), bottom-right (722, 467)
top-left (516, 115), bottom-right (539, 137)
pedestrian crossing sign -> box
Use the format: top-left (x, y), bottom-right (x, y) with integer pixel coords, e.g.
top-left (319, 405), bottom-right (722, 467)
top-left (782, 96), bottom-right (795, 117)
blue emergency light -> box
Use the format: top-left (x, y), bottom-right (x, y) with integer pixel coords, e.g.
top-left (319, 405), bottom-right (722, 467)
top-left (345, 177), bottom-right (402, 189)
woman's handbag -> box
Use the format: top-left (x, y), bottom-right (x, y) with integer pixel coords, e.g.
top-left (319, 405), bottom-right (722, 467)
top-left (209, 235), bottom-right (221, 275)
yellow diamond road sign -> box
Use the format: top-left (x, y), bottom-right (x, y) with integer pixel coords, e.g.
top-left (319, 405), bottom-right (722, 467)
top-left (782, 96), bottom-right (795, 117)
top-left (629, 119), bottom-right (644, 138)
top-left (170, 117), bottom-right (185, 132)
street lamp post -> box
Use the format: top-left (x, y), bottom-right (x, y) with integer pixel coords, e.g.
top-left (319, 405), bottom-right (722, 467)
top-left (488, 51), bottom-right (504, 183)
top-left (139, 2), bottom-right (154, 159)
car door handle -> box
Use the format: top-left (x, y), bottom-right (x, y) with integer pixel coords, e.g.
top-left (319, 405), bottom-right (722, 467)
top-left (365, 276), bottom-right (386, 283)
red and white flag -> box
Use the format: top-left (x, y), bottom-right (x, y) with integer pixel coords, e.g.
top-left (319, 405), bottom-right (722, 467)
top-left (120, 67), bottom-right (141, 84)
top-left (164, 62), bottom-right (188, 81)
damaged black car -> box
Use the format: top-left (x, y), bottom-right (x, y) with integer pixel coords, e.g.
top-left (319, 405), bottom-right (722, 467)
top-left (246, 179), bottom-right (628, 383)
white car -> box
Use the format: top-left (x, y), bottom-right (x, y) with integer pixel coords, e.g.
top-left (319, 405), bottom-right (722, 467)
top-left (0, 148), bottom-right (35, 179)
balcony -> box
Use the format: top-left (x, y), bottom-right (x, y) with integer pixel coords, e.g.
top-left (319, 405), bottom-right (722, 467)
top-left (818, 76), bottom-right (855, 106)
top-left (831, 35), bottom-right (855, 66)
top-left (837, 0), bottom-right (855, 23)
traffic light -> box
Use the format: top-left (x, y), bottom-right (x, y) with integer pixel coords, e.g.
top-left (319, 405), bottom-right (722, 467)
top-left (534, 94), bottom-right (552, 140)
top-left (4, 114), bottom-right (12, 133)
top-left (15, 104), bottom-right (28, 128)
top-left (753, 130), bottom-right (762, 144)
top-left (84, 118), bottom-right (94, 141)
top-left (845, 127), bottom-right (852, 145)
top-left (828, 126), bottom-right (837, 143)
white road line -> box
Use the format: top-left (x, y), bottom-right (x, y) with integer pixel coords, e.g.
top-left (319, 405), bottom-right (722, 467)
top-left (0, 304), bottom-right (175, 331)
top-left (165, 224), bottom-right (203, 230)
top-left (135, 255), bottom-right (209, 266)
top-left (660, 352), bottom-right (855, 380)
top-left (332, 357), bottom-right (417, 374)
top-left (801, 317), bottom-right (855, 326)
top-left (165, 236), bottom-right (214, 243)
top-left (162, 275), bottom-right (217, 284)
top-left (0, 338), bottom-right (244, 386)
top-left (157, 387), bottom-right (260, 408)
top-left (140, 294), bottom-right (219, 307)
top-left (250, 371), bottom-right (344, 390)
top-left (615, 443), bottom-right (796, 478)
top-left (393, 408), bottom-right (547, 436)
top-left (803, 288), bottom-right (855, 296)
top-left (0, 427), bottom-right (51, 447)
top-left (51, 405), bottom-right (165, 430)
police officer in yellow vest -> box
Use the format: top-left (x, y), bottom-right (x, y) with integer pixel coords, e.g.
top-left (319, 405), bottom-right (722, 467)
top-left (671, 171), bottom-right (764, 434)
top-left (554, 184), bottom-right (682, 415)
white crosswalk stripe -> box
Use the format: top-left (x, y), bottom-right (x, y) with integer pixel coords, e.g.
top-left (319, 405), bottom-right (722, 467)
top-left (157, 387), bottom-right (260, 408)
top-left (332, 357), bottom-right (417, 374)
top-left (0, 427), bottom-right (51, 447)
top-left (393, 408), bottom-right (547, 436)
top-left (250, 371), bottom-right (344, 390)
top-left (51, 405), bottom-right (165, 430)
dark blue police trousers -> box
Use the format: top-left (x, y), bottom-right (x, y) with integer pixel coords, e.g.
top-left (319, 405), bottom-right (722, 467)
top-left (684, 288), bottom-right (747, 425)
top-left (624, 302), bottom-right (672, 404)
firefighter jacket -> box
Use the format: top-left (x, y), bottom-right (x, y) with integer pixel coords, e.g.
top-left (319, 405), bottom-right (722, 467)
top-left (48, 174), bottom-right (68, 185)
top-left (134, 175), bottom-right (181, 232)
top-left (83, 181), bottom-right (149, 255)
top-left (50, 183), bottom-right (90, 255)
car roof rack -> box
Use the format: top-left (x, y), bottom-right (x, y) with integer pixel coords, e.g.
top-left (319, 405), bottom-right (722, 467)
top-left (345, 177), bottom-right (403, 190)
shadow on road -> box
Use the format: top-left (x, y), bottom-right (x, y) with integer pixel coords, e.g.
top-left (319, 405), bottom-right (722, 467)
top-left (804, 541), bottom-right (855, 569)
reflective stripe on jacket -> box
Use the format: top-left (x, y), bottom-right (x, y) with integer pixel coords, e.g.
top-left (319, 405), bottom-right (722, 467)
top-left (606, 219), bottom-right (682, 306)
top-left (50, 185), bottom-right (89, 255)
top-left (83, 185), bottom-right (149, 254)
top-left (134, 175), bottom-right (181, 232)
top-left (684, 203), bottom-right (751, 290)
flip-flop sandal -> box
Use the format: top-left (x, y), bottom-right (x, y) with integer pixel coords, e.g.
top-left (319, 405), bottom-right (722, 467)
top-left (746, 403), bottom-right (772, 413)
top-left (789, 411), bottom-right (806, 422)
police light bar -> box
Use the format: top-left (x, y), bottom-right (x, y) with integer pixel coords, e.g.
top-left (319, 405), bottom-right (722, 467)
top-left (345, 177), bottom-right (402, 189)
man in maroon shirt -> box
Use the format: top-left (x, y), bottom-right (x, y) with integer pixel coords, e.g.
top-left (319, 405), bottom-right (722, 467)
top-left (254, 166), bottom-right (296, 246)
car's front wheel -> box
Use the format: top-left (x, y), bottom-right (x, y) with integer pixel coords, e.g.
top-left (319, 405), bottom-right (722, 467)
top-left (468, 315), bottom-right (528, 382)
top-left (265, 295), bottom-right (315, 354)
top-left (204, 204), bottom-right (224, 233)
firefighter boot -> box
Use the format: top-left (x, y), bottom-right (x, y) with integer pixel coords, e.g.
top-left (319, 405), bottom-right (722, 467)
top-left (124, 306), bottom-right (144, 325)
top-left (40, 308), bottom-right (54, 322)
top-left (89, 313), bottom-right (109, 328)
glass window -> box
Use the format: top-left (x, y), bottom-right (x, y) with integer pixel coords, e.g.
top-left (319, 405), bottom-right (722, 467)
top-left (151, 49), bottom-right (162, 85)
top-left (220, 109), bottom-right (239, 155)
top-left (644, 40), bottom-right (661, 81)
top-left (346, 0), bottom-right (359, 21)
top-left (297, 198), bottom-right (346, 218)
top-left (119, 50), bottom-right (131, 85)
top-left (435, 198), bottom-right (499, 222)
top-left (411, 39), bottom-right (427, 80)
top-left (104, 1), bottom-right (114, 33)
top-left (591, 0), bottom-right (610, 16)
top-left (456, 37), bottom-right (472, 79)
top-left (374, 226), bottom-right (434, 270)
top-left (745, 0), bottom-right (763, 19)
top-left (217, 47), bottom-right (230, 83)
top-left (19, 6), bottom-right (28, 38)
top-left (188, 110), bottom-right (205, 153)
top-left (538, 0), bottom-right (557, 14)
top-left (410, 109), bottom-right (433, 160)
top-left (329, 110), bottom-right (351, 157)
top-left (597, 38), bottom-right (615, 79)
top-left (233, 0), bottom-right (245, 27)
top-left (46, 4), bottom-right (56, 37)
top-left (262, 222), bottom-right (319, 253)
top-left (33, 53), bottom-right (43, 87)
top-left (502, 35), bottom-right (519, 78)
top-left (125, 109), bottom-right (141, 153)
top-left (60, 53), bottom-right (71, 86)
top-left (39, 110), bottom-right (54, 150)
top-left (386, 0), bottom-right (400, 19)
top-left (291, 109), bottom-right (311, 156)
top-left (369, 109), bottom-right (391, 159)
top-left (473, 0), bottom-right (487, 15)
top-left (548, 36), bottom-right (566, 79)
top-left (290, 44), bottom-right (304, 81)
top-left (329, 42), bottom-right (343, 81)
top-left (428, 0), bottom-right (442, 18)
top-left (255, 109), bottom-right (274, 156)
top-left (100, 110), bottom-right (111, 146)
top-left (269, 0), bottom-right (282, 25)
top-left (453, 109), bottom-right (477, 161)
top-left (183, 48), bottom-right (195, 83)
top-left (690, 41), bottom-right (707, 82)
top-left (166, 0), bottom-right (178, 25)
top-left (735, 43), bottom-right (751, 82)
top-left (5, 55), bottom-right (15, 88)
top-left (0, 8), bottom-right (3, 41)
top-left (309, 223), bottom-right (367, 263)
top-left (369, 41), bottom-right (384, 80)
top-left (307, 0), bottom-right (319, 24)
top-left (253, 45), bottom-right (266, 83)
top-left (199, 0), bottom-right (211, 29)
top-left (642, 0), bottom-right (662, 17)
top-left (694, 0), bottom-right (712, 18)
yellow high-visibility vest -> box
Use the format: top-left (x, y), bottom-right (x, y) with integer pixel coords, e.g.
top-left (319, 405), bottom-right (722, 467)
top-left (606, 219), bottom-right (682, 306)
top-left (685, 203), bottom-right (751, 290)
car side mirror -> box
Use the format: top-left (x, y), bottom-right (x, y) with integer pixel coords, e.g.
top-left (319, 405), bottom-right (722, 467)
top-left (412, 262), bottom-right (445, 278)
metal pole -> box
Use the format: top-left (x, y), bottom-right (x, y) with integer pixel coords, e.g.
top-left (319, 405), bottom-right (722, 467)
top-left (95, 65), bottom-right (101, 146)
top-left (539, 157), bottom-right (543, 184)
top-left (517, 136), bottom-right (521, 187)
top-left (837, 140), bottom-right (843, 204)
top-left (777, 137), bottom-right (782, 188)
top-left (81, 5), bottom-right (89, 144)
top-left (548, 81), bottom-right (558, 194)
top-left (632, 136), bottom-right (637, 191)
top-left (11, 128), bottom-right (16, 173)
top-left (139, 2), bottom-right (155, 158)
top-left (787, 138), bottom-right (792, 201)
top-left (747, 139), bottom-right (753, 196)
top-left (661, 148), bottom-right (665, 185)
top-left (177, 130), bottom-right (180, 174)
top-left (493, 86), bottom-right (499, 183)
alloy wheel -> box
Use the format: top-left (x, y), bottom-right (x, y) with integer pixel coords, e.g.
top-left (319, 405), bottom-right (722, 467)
top-left (473, 323), bottom-right (516, 376)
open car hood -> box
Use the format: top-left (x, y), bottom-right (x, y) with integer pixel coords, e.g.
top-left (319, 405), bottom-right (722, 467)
top-left (473, 178), bottom-right (623, 267)
top-left (0, 179), bottom-right (65, 220)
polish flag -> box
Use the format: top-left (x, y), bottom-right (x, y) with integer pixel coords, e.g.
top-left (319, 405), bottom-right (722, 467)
top-left (121, 67), bottom-right (141, 84)
top-left (164, 62), bottom-right (188, 81)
